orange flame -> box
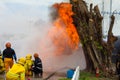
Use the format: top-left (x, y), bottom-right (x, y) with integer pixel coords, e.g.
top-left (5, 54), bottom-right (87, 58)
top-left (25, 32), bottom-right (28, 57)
top-left (49, 3), bottom-right (80, 55)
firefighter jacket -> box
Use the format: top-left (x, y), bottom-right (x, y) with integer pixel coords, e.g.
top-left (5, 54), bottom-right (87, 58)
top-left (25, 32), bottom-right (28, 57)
top-left (2, 47), bottom-right (17, 61)
top-left (0, 56), bottom-right (5, 73)
top-left (6, 63), bottom-right (25, 80)
top-left (24, 59), bottom-right (33, 76)
top-left (32, 57), bottom-right (43, 75)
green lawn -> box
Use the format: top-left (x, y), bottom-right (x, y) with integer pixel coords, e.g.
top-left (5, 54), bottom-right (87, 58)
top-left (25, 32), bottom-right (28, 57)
top-left (59, 71), bottom-right (99, 80)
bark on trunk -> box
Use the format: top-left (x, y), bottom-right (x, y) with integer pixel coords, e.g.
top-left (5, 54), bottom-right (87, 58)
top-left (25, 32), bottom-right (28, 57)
top-left (70, 0), bottom-right (118, 74)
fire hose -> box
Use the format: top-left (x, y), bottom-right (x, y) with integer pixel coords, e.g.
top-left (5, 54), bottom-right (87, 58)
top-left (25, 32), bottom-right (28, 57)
top-left (43, 66), bottom-right (73, 80)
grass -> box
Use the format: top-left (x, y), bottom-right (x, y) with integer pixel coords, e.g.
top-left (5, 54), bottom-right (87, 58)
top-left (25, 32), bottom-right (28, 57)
top-left (59, 71), bottom-right (99, 80)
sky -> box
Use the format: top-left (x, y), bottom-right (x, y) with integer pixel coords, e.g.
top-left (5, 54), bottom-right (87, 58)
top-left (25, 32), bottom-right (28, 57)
top-left (85, 0), bottom-right (120, 36)
top-left (0, 0), bottom-right (120, 43)
top-left (0, 0), bottom-right (68, 35)
top-left (0, 0), bottom-right (69, 49)
top-left (0, 0), bottom-right (120, 71)
top-left (0, 1), bottom-right (119, 36)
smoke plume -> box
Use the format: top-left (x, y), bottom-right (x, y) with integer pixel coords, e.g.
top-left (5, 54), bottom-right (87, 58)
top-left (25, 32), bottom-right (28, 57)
top-left (0, 1), bottom-right (86, 73)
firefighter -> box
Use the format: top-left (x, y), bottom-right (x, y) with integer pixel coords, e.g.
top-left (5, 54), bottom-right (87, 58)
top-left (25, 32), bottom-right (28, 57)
top-left (24, 54), bottom-right (33, 76)
top-left (0, 54), bottom-right (5, 73)
top-left (2, 42), bottom-right (17, 72)
top-left (32, 53), bottom-right (43, 78)
top-left (6, 57), bottom-right (26, 80)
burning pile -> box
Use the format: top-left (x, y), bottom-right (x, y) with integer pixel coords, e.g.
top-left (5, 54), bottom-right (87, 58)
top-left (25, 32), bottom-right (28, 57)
top-left (48, 3), bottom-right (80, 55)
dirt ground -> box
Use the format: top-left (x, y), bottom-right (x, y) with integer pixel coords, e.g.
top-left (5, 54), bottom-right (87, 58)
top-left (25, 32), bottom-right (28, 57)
top-left (0, 71), bottom-right (65, 80)
top-left (0, 72), bottom-right (119, 80)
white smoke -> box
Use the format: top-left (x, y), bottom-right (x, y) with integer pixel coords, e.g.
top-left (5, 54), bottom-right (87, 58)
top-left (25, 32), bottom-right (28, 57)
top-left (0, 0), bottom-right (86, 73)
top-left (19, 20), bottom-right (86, 72)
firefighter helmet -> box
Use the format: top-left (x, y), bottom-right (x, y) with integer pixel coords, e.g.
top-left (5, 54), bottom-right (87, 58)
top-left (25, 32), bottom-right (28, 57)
top-left (5, 42), bottom-right (11, 48)
top-left (18, 57), bottom-right (26, 65)
top-left (26, 54), bottom-right (32, 59)
top-left (34, 53), bottom-right (39, 58)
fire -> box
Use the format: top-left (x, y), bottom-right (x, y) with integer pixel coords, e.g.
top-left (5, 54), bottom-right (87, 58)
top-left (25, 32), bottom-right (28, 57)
top-left (49, 2), bottom-right (80, 55)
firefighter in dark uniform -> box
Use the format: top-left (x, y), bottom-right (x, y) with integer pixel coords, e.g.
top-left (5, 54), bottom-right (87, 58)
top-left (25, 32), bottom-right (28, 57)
top-left (32, 53), bottom-right (43, 78)
top-left (2, 42), bottom-right (17, 72)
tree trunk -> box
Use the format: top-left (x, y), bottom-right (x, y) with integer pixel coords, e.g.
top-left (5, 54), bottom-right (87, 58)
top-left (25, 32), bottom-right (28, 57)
top-left (70, 0), bottom-right (118, 74)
